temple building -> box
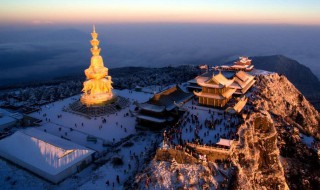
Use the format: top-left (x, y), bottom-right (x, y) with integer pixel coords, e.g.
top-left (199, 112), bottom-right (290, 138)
top-left (219, 56), bottom-right (254, 71)
top-left (186, 71), bottom-right (234, 92)
top-left (226, 96), bottom-right (248, 114)
top-left (194, 72), bottom-right (236, 107)
top-left (230, 71), bottom-right (256, 95)
top-left (234, 56), bottom-right (252, 66)
top-left (81, 26), bottom-right (113, 106)
top-left (136, 85), bottom-right (193, 129)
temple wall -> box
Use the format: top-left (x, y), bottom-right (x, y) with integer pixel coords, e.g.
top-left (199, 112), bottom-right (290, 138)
top-left (153, 86), bottom-right (177, 100)
top-left (199, 97), bottom-right (225, 107)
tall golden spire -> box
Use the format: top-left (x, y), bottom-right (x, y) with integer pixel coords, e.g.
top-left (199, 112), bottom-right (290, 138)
top-left (90, 25), bottom-right (100, 56)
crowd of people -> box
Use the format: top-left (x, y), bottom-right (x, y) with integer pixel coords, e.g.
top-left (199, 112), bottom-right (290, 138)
top-left (163, 108), bottom-right (242, 149)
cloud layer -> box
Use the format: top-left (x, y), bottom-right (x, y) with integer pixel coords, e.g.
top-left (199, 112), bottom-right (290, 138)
top-left (0, 24), bottom-right (319, 86)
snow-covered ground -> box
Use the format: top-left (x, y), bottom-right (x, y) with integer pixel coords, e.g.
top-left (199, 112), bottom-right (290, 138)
top-left (135, 159), bottom-right (234, 190)
top-left (78, 132), bottom-right (160, 190)
top-left (0, 88), bottom-right (158, 190)
top-left (0, 158), bottom-right (52, 190)
top-left (0, 87), bottom-right (242, 189)
top-left (9, 131), bottom-right (159, 190)
top-left (6, 131), bottom-right (158, 190)
top-left (300, 133), bottom-right (315, 149)
top-left (250, 69), bottom-right (274, 76)
top-left (28, 89), bottom-right (152, 151)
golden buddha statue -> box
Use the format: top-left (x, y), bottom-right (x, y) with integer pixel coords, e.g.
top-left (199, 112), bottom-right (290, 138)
top-left (81, 26), bottom-right (113, 106)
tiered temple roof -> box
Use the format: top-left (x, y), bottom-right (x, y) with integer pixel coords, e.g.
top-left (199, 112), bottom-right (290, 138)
top-left (136, 85), bottom-right (193, 125)
top-left (146, 85), bottom-right (193, 111)
top-left (194, 72), bottom-right (236, 100)
top-left (234, 56), bottom-right (252, 66)
top-left (218, 56), bottom-right (254, 71)
top-left (196, 72), bottom-right (234, 88)
top-left (138, 104), bottom-right (166, 113)
top-left (226, 96), bottom-right (248, 114)
top-left (230, 71), bottom-right (256, 94)
top-left (187, 71), bottom-right (235, 91)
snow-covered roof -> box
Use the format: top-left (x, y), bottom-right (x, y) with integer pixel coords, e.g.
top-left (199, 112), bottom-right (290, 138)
top-left (186, 85), bottom-right (202, 90)
top-left (147, 85), bottom-right (193, 111)
top-left (187, 78), bottom-right (198, 84)
top-left (229, 82), bottom-right (242, 90)
top-left (9, 112), bottom-right (24, 120)
top-left (0, 108), bottom-right (23, 120)
top-left (235, 71), bottom-right (250, 82)
top-left (232, 71), bottom-right (256, 93)
top-left (0, 116), bottom-right (16, 126)
top-left (226, 96), bottom-right (248, 114)
top-left (136, 114), bottom-right (166, 123)
top-left (216, 138), bottom-right (233, 147)
top-left (139, 103), bottom-right (166, 113)
top-left (0, 108), bottom-right (11, 115)
top-left (197, 72), bottom-right (234, 88)
top-left (0, 128), bottom-right (95, 176)
top-left (213, 72), bottom-right (234, 86)
top-left (231, 65), bottom-right (249, 69)
top-left (233, 97), bottom-right (248, 112)
top-left (240, 79), bottom-right (256, 94)
top-left (234, 56), bottom-right (252, 65)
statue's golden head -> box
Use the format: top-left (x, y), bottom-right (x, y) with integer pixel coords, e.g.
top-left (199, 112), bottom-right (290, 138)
top-left (91, 55), bottom-right (104, 67)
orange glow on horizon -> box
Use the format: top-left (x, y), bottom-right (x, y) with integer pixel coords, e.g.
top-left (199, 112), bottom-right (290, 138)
top-left (1, 1), bottom-right (320, 26)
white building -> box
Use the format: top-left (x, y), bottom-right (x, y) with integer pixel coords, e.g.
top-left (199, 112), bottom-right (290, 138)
top-left (0, 128), bottom-right (95, 183)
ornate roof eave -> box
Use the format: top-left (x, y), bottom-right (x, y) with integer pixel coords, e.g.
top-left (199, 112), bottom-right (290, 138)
top-left (196, 81), bottom-right (225, 88)
top-left (193, 91), bottom-right (225, 100)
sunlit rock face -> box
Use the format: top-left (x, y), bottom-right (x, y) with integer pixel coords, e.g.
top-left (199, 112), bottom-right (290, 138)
top-left (254, 73), bottom-right (320, 139)
top-left (81, 26), bottom-right (113, 106)
top-left (230, 73), bottom-right (320, 189)
top-left (230, 112), bottom-right (289, 190)
top-left (251, 73), bottom-right (320, 189)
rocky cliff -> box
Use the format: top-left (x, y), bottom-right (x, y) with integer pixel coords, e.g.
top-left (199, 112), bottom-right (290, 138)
top-left (230, 111), bottom-right (289, 190)
top-left (131, 73), bottom-right (320, 190)
top-left (231, 73), bottom-right (320, 190)
top-left (252, 55), bottom-right (320, 111)
top-left (254, 73), bottom-right (320, 139)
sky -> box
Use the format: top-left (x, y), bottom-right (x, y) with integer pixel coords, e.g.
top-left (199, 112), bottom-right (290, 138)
top-left (1, 0), bottom-right (320, 25)
top-left (0, 1), bottom-right (320, 86)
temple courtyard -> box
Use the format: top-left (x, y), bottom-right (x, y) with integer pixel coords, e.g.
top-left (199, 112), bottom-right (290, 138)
top-left (0, 86), bottom-right (244, 189)
top-left (28, 89), bottom-right (153, 151)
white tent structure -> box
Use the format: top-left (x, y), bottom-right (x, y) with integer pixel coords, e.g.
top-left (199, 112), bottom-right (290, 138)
top-left (0, 128), bottom-right (95, 183)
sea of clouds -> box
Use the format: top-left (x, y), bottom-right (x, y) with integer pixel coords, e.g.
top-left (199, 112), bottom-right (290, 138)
top-left (0, 24), bottom-right (319, 86)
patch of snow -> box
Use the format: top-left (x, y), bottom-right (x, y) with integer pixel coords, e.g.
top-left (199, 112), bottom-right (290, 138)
top-left (300, 133), bottom-right (315, 148)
